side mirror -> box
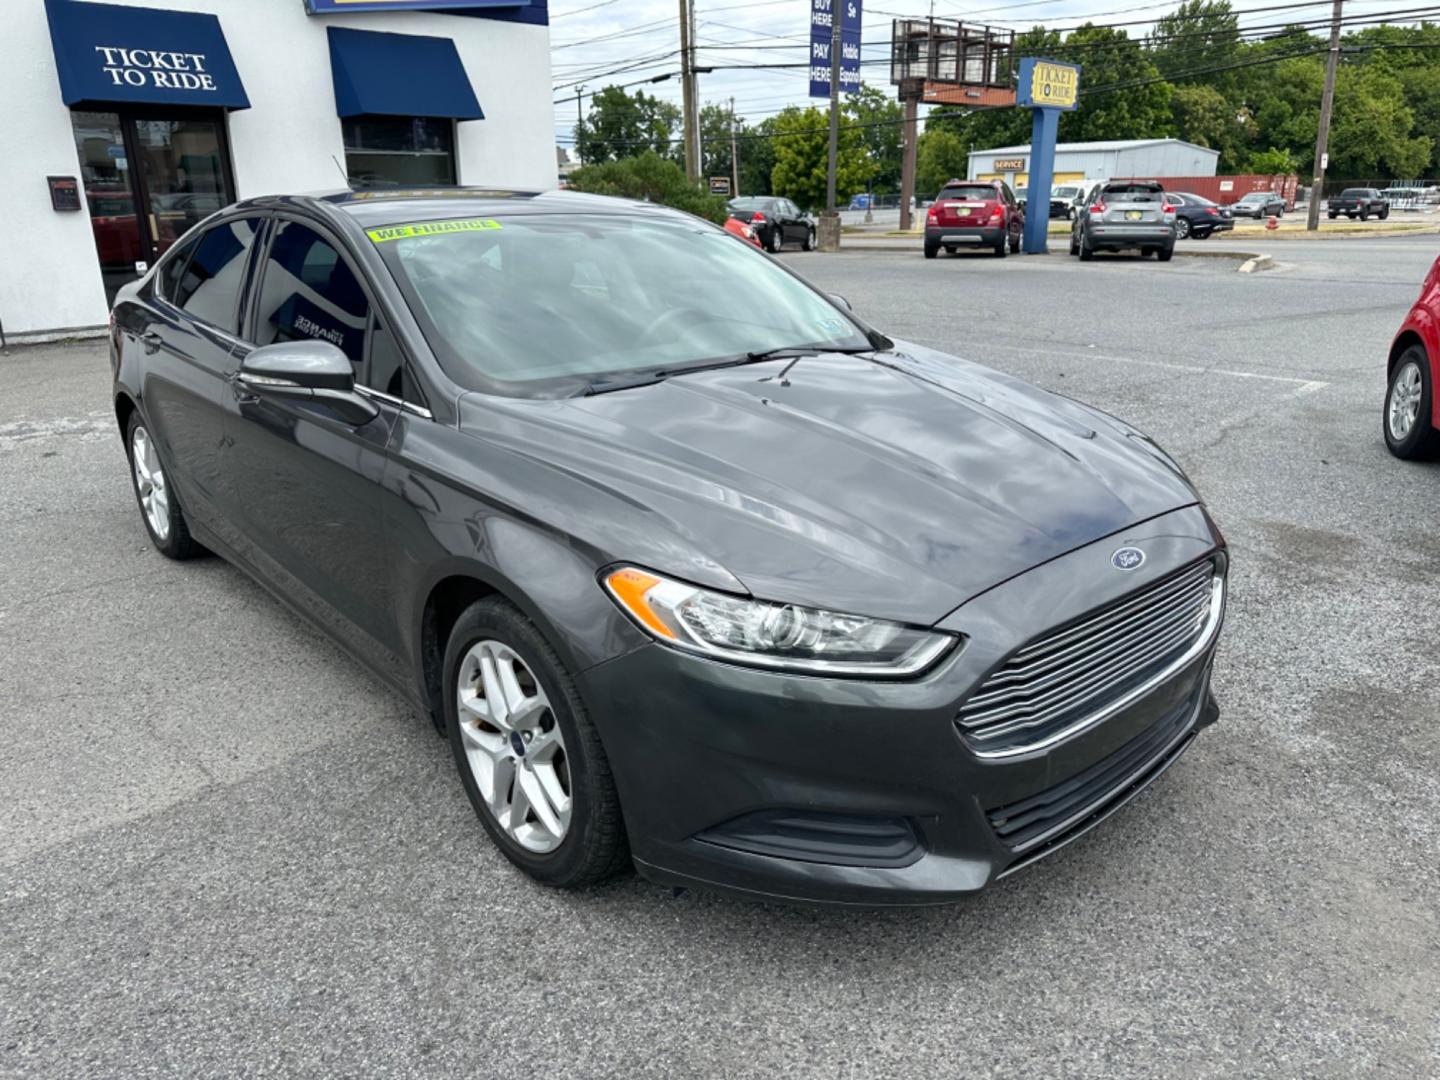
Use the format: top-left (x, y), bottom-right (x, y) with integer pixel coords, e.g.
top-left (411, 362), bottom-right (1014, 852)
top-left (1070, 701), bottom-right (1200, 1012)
top-left (237, 340), bottom-right (379, 426)
top-left (828, 293), bottom-right (853, 312)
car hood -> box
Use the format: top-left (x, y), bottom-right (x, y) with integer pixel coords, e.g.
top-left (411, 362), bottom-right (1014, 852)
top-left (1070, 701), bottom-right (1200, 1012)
top-left (456, 342), bottom-right (1199, 625)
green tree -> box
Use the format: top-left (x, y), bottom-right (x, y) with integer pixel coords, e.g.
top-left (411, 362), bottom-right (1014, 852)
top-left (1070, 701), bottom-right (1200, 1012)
top-left (915, 129), bottom-right (971, 196)
top-left (1328, 65), bottom-right (1430, 178)
top-left (1150, 0), bottom-right (1240, 86)
top-left (699, 102), bottom-right (739, 184)
top-left (1246, 146), bottom-right (1299, 173)
top-left (566, 151), bottom-right (727, 223)
top-left (737, 116), bottom-right (777, 197)
top-left (574, 86), bottom-right (682, 164)
top-left (769, 105), bottom-right (875, 212)
top-left (846, 83), bottom-right (905, 193)
top-left (1055, 25), bottom-right (1173, 141)
top-left (1171, 84), bottom-right (1247, 170)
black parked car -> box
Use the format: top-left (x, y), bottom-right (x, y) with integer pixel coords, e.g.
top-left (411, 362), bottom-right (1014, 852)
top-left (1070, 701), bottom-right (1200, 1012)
top-left (1164, 192), bottom-right (1234, 239)
top-left (725, 196), bottom-right (814, 252)
top-left (112, 189), bottom-right (1226, 906)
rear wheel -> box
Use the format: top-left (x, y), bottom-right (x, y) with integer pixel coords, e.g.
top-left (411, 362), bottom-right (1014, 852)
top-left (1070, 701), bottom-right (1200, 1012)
top-left (1380, 207), bottom-right (1390, 220)
top-left (1157, 245), bottom-right (1174, 263)
top-left (1360, 209), bottom-right (1369, 222)
top-left (923, 240), bottom-right (939, 259)
top-left (1069, 232), bottom-right (1079, 256)
top-left (1079, 240), bottom-right (1094, 261)
top-left (1175, 217), bottom-right (1191, 239)
top-left (445, 597), bottom-right (629, 888)
top-left (1141, 247), bottom-right (1156, 258)
top-left (767, 228), bottom-right (782, 253)
top-left (1328, 211), bottom-right (1338, 219)
top-left (125, 413), bottom-right (202, 560)
top-left (1384, 347), bottom-right (1440, 459)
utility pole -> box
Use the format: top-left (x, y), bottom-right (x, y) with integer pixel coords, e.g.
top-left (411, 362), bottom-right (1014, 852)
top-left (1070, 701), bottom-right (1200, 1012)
top-left (575, 85), bottom-right (585, 166)
top-left (729, 96), bottom-right (740, 196)
top-left (678, 0), bottom-right (698, 183)
top-left (1307, 0), bottom-right (1342, 231)
top-left (819, 0), bottom-right (843, 250)
top-left (898, 96), bottom-right (918, 231)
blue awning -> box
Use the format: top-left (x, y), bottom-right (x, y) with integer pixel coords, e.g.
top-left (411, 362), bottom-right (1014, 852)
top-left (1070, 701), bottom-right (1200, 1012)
top-left (327, 27), bottom-right (484, 121)
top-left (44, 0), bottom-right (249, 110)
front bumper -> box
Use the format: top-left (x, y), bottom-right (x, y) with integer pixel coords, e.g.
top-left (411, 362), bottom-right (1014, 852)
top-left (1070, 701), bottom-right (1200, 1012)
top-left (581, 505), bottom-right (1226, 906)
top-left (926, 224), bottom-right (1003, 246)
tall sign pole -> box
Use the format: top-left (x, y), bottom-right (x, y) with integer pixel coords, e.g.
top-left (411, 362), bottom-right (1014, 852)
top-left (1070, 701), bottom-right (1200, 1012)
top-left (1307, 0), bottom-right (1343, 231)
top-left (811, 0), bottom-right (861, 250)
top-left (825, 8), bottom-right (841, 214)
top-left (1016, 57), bottom-right (1080, 254)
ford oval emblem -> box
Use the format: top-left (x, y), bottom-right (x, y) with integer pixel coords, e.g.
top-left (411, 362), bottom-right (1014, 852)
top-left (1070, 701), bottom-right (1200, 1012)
top-left (1112, 546), bottom-right (1146, 571)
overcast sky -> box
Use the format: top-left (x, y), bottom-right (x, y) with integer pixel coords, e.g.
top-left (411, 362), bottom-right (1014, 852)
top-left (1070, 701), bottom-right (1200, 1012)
top-left (548, 0), bottom-right (1402, 152)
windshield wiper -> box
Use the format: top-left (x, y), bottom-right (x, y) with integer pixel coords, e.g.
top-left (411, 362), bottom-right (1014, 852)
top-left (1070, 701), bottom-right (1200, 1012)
top-left (745, 344), bottom-right (873, 363)
top-left (582, 345), bottom-right (875, 396)
top-left (582, 368), bottom-right (675, 395)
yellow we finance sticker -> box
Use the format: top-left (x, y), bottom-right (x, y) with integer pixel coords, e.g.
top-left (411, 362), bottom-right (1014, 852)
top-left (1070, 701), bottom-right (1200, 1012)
top-left (367, 218), bottom-right (502, 243)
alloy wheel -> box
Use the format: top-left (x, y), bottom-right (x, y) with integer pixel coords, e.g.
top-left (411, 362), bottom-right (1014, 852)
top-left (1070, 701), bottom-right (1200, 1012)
top-left (131, 425), bottom-right (171, 541)
top-left (456, 639), bottom-right (572, 853)
top-left (1389, 360), bottom-right (1423, 441)
top-left (1176, 218), bottom-right (1190, 238)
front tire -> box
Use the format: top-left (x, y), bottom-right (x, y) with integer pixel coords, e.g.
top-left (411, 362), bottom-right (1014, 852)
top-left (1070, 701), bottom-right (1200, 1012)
top-left (802, 228), bottom-right (815, 251)
top-left (993, 235), bottom-right (1007, 258)
top-left (444, 597), bottom-right (628, 888)
top-left (1380, 207), bottom-right (1390, 220)
top-left (1384, 346), bottom-right (1440, 459)
top-left (125, 412), bottom-right (202, 560)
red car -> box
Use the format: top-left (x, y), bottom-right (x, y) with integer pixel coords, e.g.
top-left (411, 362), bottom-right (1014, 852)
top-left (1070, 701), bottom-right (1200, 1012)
top-left (1385, 253), bottom-right (1440, 458)
top-left (924, 179), bottom-right (1024, 259)
top-left (723, 215), bottom-right (762, 248)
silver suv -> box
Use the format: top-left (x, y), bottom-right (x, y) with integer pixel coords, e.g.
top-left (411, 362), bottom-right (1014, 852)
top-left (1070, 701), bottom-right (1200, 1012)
top-left (1070, 180), bottom-right (1177, 262)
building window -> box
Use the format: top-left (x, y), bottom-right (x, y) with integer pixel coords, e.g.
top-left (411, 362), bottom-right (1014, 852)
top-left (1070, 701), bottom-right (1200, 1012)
top-left (342, 116), bottom-right (455, 187)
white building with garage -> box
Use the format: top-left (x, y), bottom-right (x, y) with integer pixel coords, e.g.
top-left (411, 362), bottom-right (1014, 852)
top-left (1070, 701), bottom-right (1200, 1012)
top-left (967, 138), bottom-right (1220, 191)
top-left (1, 0), bottom-right (554, 343)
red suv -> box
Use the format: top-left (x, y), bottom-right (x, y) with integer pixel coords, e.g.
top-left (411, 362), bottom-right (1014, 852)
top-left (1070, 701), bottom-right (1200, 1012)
top-left (1384, 253), bottom-right (1440, 458)
top-left (924, 180), bottom-right (1024, 259)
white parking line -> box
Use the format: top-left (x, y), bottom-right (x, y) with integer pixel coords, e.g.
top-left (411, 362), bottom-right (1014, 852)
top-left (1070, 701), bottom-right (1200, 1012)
top-left (982, 342), bottom-right (1330, 392)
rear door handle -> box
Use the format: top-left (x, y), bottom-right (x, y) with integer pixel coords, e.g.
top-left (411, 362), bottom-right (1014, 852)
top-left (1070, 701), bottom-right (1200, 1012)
top-left (141, 331), bottom-right (162, 355)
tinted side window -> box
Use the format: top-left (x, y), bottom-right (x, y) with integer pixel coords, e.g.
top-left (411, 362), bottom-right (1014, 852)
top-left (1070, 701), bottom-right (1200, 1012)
top-left (157, 234), bottom-right (199, 304)
top-left (253, 222), bottom-right (370, 364)
top-left (174, 218), bottom-right (262, 334)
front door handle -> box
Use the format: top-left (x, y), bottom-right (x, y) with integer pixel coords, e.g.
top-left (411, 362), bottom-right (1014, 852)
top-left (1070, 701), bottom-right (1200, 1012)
top-left (140, 331), bottom-right (162, 355)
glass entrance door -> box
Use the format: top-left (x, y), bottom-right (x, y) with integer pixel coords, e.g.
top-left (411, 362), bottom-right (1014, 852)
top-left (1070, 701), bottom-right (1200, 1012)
top-left (70, 110), bottom-right (235, 305)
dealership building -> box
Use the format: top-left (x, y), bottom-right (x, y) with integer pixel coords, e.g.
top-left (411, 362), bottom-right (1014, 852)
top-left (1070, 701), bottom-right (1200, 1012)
top-left (2, 0), bottom-right (553, 342)
top-left (967, 138), bottom-right (1220, 190)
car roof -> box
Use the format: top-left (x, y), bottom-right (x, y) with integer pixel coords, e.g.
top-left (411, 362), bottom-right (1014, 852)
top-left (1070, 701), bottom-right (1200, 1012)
top-left (224, 187), bottom-right (693, 231)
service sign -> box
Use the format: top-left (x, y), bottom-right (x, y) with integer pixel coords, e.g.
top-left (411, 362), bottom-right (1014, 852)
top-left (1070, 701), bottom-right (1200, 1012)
top-left (809, 0), bottom-right (862, 99)
top-left (1017, 57), bottom-right (1080, 111)
top-left (305, 0), bottom-right (527, 12)
top-left (992, 158), bottom-right (1026, 170)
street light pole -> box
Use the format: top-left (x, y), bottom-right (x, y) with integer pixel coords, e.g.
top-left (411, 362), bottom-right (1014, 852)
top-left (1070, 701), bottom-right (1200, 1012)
top-left (1307, 0), bottom-right (1343, 231)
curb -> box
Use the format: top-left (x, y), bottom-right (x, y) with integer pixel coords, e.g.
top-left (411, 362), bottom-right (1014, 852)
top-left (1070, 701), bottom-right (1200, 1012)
top-left (1238, 254), bottom-right (1276, 273)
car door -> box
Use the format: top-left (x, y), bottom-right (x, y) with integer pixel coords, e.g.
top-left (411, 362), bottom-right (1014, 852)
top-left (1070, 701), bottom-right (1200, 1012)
top-left (223, 215), bottom-right (408, 681)
top-left (135, 216), bottom-right (264, 543)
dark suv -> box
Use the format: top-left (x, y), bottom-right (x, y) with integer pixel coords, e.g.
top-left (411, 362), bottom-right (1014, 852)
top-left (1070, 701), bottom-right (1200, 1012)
top-left (924, 180), bottom-right (1024, 258)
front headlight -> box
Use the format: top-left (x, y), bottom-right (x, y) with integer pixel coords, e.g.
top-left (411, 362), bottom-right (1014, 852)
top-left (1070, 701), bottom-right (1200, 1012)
top-left (603, 567), bottom-right (957, 677)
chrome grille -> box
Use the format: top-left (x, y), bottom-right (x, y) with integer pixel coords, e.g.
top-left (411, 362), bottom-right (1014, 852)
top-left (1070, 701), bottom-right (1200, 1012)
top-left (957, 560), bottom-right (1218, 751)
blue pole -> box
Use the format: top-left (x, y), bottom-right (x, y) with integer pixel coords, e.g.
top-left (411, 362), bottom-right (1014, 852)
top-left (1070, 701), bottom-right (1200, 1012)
top-left (1023, 107), bottom-right (1059, 254)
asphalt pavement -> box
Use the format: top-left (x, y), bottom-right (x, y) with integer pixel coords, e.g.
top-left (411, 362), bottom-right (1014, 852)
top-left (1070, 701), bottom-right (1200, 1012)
top-left (2, 236), bottom-right (1438, 1077)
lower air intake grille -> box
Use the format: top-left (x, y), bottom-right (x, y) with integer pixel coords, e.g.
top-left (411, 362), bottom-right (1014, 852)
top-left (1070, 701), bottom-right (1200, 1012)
top-left (987, 689), bottom-right (1198, 855)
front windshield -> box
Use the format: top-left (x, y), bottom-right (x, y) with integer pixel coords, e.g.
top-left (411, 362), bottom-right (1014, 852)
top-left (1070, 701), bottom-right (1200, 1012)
top-left (1053, 187), bottom-right (1079, 198)
top-left (377, 213), bottom-right (872, 396)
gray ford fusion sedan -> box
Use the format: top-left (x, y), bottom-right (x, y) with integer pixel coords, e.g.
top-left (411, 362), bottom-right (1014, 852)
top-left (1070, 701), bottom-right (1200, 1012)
top-left (110, 188), bottom-right (1226, 905)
